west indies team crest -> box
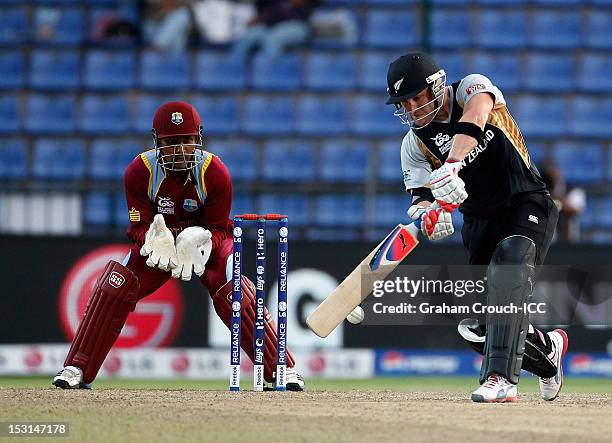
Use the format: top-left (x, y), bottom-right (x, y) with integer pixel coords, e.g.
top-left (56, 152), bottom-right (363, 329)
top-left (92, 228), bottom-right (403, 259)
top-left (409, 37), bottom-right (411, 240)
top-left (369, 225), bottom-right (418, 271)
top-left (171, 112), bottom-right (183, 125)
top-left (183, 199), bottom-right (198, 212)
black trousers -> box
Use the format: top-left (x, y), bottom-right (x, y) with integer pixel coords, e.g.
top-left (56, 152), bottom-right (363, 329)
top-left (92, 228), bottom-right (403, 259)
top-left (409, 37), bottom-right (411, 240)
top-left (461, 193), bottom-right (559, 266)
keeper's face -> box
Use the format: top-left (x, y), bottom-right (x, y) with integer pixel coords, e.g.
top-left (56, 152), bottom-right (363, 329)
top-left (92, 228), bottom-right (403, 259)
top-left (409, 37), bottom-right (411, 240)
top-left (158, 135), bottom-right (199, 171)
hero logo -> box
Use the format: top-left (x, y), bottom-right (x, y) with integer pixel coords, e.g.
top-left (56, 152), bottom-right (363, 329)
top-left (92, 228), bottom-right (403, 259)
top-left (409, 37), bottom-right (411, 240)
top-left (108, 271), bottom-right (125, 288)
top-left (59, 245), bottom-right (184, 348)
top-left (157, 196), bottom-right (175, 215)
top-left (465, 83), bottom-right (486, 95)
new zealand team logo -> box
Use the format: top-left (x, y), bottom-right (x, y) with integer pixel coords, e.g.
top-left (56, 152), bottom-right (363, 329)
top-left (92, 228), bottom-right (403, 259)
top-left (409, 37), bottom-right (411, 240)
top-left (171, 112), bottom-right (183, 125)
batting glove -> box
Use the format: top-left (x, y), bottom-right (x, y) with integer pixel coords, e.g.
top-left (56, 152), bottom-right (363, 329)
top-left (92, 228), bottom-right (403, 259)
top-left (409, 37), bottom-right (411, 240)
top-left (429, 160), bottom-right (468, 211)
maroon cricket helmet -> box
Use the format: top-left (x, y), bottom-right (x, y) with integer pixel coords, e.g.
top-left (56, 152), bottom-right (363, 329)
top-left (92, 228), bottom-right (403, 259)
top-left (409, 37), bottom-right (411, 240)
top-left (152, 101), bottom-right (203, 140)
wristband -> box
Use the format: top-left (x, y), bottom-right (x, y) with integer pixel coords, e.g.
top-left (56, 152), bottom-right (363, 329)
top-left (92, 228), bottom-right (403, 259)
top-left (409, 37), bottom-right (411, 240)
top-left (454, 121), bottom-right (484, 145)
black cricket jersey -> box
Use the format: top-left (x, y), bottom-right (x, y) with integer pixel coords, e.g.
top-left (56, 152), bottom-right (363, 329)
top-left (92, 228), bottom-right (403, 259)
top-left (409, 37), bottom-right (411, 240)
top-left (400, 74), bottom-right (548, 216)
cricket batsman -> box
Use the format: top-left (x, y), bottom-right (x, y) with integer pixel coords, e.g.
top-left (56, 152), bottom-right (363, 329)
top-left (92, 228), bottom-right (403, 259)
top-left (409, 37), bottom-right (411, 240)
top-left (53, 101), bottom-right (304, 391)
top-left (385, 53), bottom-right (567, 402)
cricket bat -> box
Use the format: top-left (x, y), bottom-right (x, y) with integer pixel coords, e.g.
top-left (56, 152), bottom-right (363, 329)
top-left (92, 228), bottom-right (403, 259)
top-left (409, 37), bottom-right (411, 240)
top-left (306, 220), bottom-right (422, 338)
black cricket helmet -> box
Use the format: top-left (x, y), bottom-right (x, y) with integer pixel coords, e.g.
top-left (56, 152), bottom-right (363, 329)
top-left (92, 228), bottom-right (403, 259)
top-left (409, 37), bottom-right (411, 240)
top-left (386, 53), bottom-right (446, 129)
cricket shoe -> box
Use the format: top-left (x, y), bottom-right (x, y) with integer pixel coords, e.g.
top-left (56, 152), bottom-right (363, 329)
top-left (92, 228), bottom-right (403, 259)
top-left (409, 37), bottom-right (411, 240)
top-left (285, 367), bottom-right (305, 391)
top-left (52, 366), bottom-right (90, 389)
top-left (471, 374), bottom-right (517, 403)
top-left (539, 329), bottom-right (568, 401)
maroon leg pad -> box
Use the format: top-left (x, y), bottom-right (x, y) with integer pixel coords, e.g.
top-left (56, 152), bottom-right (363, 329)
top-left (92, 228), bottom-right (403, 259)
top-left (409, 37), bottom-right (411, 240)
top-left (64, 260), bottom-right (140, 384)
top-left (213, 276), bottom-right (295, 383)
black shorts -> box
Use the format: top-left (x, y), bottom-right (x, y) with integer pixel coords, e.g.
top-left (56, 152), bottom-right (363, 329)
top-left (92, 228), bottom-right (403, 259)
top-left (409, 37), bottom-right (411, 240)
top-left (461, 193), bottom-right (559, 265)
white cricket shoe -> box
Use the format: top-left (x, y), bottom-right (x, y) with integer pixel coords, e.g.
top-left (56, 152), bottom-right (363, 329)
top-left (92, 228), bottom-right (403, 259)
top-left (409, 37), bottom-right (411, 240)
top-left (539, 329), bottom-right (568, 401)
top-left (52, 366), bottom-right (89, 389)
top-left (471, 374), bottom-right (517, 403)
top-left (285, 367), bottom-right (305, 391)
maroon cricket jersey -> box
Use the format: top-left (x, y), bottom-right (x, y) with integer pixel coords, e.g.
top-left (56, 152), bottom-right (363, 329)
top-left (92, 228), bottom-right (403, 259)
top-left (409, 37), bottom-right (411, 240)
top-left (123, 148), bottom-right (233, 249)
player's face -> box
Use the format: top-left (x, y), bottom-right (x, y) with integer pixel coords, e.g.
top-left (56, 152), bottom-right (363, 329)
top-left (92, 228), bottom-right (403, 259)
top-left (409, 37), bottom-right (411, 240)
top-left (400, 87), bottom-right (436, 126)
top-left (158, 135), bottom-right (199, 171)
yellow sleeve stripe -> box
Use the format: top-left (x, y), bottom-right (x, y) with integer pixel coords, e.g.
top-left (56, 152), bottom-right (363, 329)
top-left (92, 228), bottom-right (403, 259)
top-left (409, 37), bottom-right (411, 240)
top-left (199, 153), bottom-right (214, 198)
top-left (139, 152), bottom-right (153, 197)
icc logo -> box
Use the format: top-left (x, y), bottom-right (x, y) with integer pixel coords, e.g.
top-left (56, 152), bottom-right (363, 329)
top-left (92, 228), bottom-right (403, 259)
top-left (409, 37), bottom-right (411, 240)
top-left (278, 301), bottom-right (287, 312)
top-left (233, 227), bottom-right (242, 237)
top-left (279, 227), bottom-right (288, 238)
top-left (232, 301), bottom-right (241, 312)
top-left (59, 245), bottom-right (184, 348)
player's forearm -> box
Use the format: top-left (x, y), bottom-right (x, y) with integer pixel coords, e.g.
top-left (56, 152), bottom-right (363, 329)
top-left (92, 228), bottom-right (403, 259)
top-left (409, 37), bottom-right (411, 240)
top-left (447, 93), bottom-right (494, 162)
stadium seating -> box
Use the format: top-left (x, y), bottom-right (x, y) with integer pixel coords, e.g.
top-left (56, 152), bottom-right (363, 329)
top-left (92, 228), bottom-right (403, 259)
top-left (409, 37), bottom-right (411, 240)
top-left (530, 10), bottom-right (580, 49)
top-left (0, 138), bottom-right (27, 179)
top-left (379, 139), bottom-right (402, 183)
top-left (25, 94), bottom-right (76, 134)
top-left (320, 140), bottom-right (370, 182)
top-left (569, 97), bottom-right (612, 138)
top-left (513, 96), bottom-right (569, 138)
top-left (304, 52), bottom-right (357, 91)
top-left (209, 139), bottom-right (258, 182)
top-left (553, 141), bottom-right (605, 184)
top-left (258, 194), bottom-right (309, 226)
top-left (192, 96), bottom-right (239, 135)
top-left (194, 51), bottom-right (246, 90)
top-left (232, 192), bottom-right (254, 217)
top-left (363, 10), bottom-right (420, 48)
top-left (0, 51), bottom-right (24, 89)
top-left (251, 53), bottom-right (301, 91)
top-left (242, 96), bottom-right (295, 135)
top-left (577, 53), bottom-right (612, 93)
top-left (139, 50), bottom-right (191, 90)
top-left (315, 194), bottom-right (365, 227)
top-left (524, 54), bottom-right (575, 92)
top-left (359, 52), bottom-right (393, 92)
top-left (32, 138), bottom-right (85, 180)
top-left (32, 6), bottom-right (84, 45)
top-left (0, 94), bottom-right (20, 133)
top-left (29, 50), bottom-right (80, 90)
top-left (371, 194), bottom-right (407, 228)
top-left (1, 0), bottom-right (610, 241)
top-left (584, 11), bottom-right (612, 50)
top-left (431, 9), bottom-right (472, 48)
top-left (350, 95), bottom-right (403, 136)
top-left (262, 140), bottom-right (315, 182)
top-left (296, 95), bottom-right (349, 135)
top-left (433, 52), bottom-right (469, 83)
top-left (0, 7), bottom-right (27, 44)
top-left (470, 52), bottom-right (521, 92)
top-left (84, 50), bottom-right (136, 90)
top-left (84, 191), bottom-right (112, 226)
top-left (475, 10), bottom-right (527, 49)
top-left (79, 94), bottom-right (131, 134)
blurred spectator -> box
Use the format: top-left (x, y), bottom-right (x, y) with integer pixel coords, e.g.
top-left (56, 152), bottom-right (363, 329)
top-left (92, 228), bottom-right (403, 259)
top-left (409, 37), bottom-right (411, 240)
top-left (90, 13), bottom-right (139, 45)
top-left (539, 161), bottom-right (586, 242)
top-left (144, 0), bottom-right (255, 52)
top-left (144, 0), bottom-right (196, 53)
top-left (232, 0), bottom-right (321, 57)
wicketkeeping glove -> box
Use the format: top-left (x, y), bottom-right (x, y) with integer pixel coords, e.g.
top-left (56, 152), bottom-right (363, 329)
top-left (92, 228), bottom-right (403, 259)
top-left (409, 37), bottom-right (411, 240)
top-left (171, 227), bottom-right (212, 281)
top-left (140, 214), bottom-right (179, 271)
